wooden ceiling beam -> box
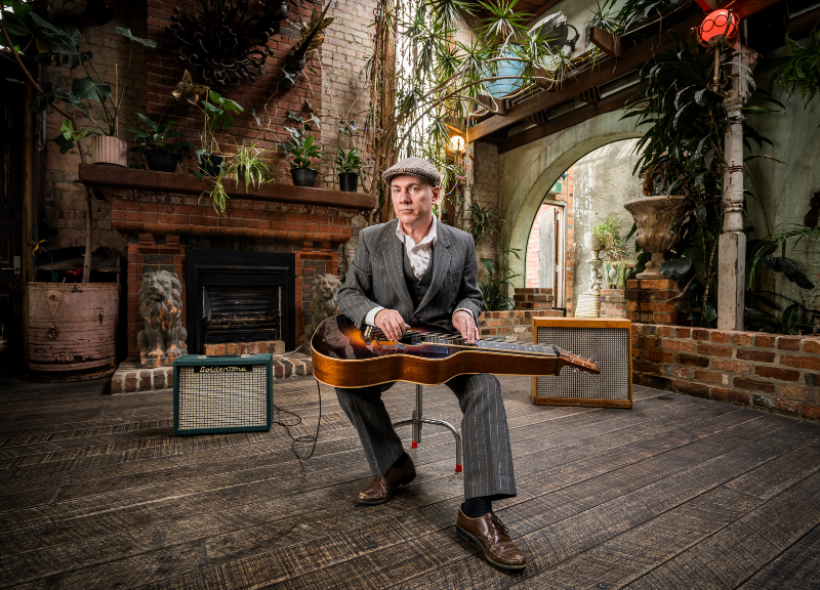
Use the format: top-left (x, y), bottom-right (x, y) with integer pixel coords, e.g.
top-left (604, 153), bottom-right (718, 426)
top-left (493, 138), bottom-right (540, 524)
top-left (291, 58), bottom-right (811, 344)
top-left (498, 86), bottom-right (636, 154)
top-left (467, 13), bottom-right (703, 144)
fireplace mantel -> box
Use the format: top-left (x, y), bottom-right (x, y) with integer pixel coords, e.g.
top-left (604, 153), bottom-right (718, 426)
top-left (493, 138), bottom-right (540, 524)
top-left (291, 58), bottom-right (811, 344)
top-left (79, 164), bottom-right (376, 211)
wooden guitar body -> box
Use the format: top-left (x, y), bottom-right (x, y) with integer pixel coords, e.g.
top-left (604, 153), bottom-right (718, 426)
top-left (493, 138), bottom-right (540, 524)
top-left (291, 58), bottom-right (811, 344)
top-left (311, 315), bottom-right (599, 389)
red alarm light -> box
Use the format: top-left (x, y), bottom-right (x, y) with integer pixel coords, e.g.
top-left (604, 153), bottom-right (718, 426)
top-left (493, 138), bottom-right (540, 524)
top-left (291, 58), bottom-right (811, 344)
top-left (697, 9), bottom-right (739, 46)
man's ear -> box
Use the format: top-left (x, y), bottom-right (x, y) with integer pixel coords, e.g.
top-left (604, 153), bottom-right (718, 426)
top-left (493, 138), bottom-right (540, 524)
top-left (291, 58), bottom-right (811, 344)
top-left (431, 186), bottom-right (440, 204)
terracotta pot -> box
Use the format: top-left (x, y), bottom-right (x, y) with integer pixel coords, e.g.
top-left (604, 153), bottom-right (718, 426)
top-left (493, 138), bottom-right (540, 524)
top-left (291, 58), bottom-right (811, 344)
top-left (28, 282), bottom-right (119, 382)
top-left (90, 135), bottom-right (127, 167)
top-left (623, 195), bottom-right (686, 280)
top-left (338, 173), bottom-right (358, 192)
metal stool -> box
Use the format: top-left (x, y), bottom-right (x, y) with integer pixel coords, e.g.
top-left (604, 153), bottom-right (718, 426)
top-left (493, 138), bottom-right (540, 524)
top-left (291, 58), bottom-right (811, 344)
top-left (393, 384), bottom-right (462, 472)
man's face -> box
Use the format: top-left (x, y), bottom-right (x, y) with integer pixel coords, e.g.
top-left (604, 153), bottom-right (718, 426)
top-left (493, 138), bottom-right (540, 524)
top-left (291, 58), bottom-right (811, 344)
top-left (390, 174), bottom-right (439, 228)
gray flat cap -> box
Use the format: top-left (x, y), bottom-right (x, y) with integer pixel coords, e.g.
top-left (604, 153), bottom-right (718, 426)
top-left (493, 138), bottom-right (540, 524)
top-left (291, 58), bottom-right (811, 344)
top-left (382, 157), bottom-right (441, 187)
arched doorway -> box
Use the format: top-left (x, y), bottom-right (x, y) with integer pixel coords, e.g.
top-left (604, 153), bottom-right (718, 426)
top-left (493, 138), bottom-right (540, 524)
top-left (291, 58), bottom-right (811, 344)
top-left (499, 110), bottom-right (643, 315)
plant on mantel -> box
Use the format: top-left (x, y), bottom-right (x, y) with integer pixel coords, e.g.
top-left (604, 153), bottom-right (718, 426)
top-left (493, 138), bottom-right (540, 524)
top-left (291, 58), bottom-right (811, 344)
top-left (624, 32), bottom-right (781, 328)
top-left (127, 114), bottom-right (194, 173)
top-left (0, 2), bottom-right (155, 282)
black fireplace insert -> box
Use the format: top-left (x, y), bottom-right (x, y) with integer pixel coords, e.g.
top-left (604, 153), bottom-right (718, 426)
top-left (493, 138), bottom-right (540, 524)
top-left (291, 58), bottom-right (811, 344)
top-left (187, 249), bottom-right (296, 353)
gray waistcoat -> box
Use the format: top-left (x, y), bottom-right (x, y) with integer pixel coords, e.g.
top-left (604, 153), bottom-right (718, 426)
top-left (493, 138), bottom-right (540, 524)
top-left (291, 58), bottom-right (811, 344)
top-left (402, 244), bottom-right (434, 310)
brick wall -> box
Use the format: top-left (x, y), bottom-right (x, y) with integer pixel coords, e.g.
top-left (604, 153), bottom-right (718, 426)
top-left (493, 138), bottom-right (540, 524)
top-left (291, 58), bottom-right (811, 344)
top-left (524, 167), bottom-right (575, 313)
top-left (44, 0), bottom-right (375, 251)
top-left (600, 289), bottom-right (627, 318)
top-left (44, 1), bottom-right (149, 250)
top-left (320, 0), bottom-right (378, 190)
top-left (145, 0), bottom-right (322, 181)
top-left (472, 141), bottom-right (501, 265)
top-left (632, 324), bottom-right (820, 421)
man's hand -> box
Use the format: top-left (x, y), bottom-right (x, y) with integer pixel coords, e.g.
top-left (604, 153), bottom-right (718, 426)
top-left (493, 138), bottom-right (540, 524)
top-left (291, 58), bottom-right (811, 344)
top-left (374, 309), bottom-right (407, 342)
top-left (453, 310), bottom-right (480, 344)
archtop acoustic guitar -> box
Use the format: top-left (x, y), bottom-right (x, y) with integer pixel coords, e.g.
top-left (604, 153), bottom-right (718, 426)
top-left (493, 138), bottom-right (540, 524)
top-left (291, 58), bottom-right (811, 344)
top-left (311, 315), bottom-right (600, 388)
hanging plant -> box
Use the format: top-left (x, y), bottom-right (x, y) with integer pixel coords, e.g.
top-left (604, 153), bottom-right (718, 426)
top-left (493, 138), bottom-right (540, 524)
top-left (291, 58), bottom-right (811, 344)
top-left (769, 24), bottom-right (820, 107)
top-left (166, 0), bottom-right (289, 89)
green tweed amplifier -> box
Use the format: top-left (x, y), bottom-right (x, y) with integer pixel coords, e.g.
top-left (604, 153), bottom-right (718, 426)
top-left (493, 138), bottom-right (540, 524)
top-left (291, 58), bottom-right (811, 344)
top-left (173, 354), bottom-right (273, 435)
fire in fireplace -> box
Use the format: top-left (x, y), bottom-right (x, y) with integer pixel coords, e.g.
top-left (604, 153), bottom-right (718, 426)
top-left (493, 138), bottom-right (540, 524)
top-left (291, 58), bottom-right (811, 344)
top-left (187, 249), bottom-right (296, 353)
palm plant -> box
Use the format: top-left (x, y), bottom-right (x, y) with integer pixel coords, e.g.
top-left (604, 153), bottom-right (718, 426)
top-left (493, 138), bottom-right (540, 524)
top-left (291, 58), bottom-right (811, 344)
top-left (624, 32), bottom-right (780, 327)
top-left (366, 0), bottom-right (577, 218)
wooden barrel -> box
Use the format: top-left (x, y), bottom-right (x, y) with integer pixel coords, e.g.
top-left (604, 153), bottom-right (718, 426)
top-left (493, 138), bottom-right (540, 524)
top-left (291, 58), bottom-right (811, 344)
top-left (28, 282), bottom-right (119, 382)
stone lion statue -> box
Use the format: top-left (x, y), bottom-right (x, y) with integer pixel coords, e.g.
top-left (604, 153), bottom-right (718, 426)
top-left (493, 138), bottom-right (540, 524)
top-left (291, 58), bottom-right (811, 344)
top-left (138, 270), bottom-right (188, 368)
top-left (305, 273), bottom-right (342, 346)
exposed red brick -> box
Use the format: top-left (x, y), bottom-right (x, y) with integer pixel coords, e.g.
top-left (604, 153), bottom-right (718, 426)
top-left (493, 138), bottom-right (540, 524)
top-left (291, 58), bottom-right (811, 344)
top-left (736, 349), bottom-right (776, 363)
top-left (693, 329), bottom-right (710, 341)
top-left (697, 343), bottom-right (734, 358)
top-left (678, 353), bottom-right (710, 368)
top-left (804, 340), bottom-right (820, 355)
top-left (733, 377), bottom-right (776, 393)
top-left (780, 355), bottom-right (820, 371)
top-left (695, 370), bottom-right (726, 385)
top-left (674, 380), bottom-right (710, 398)
top-left (661, 340), bottom-right (695, 352)
top-left (774, 398), bottom-right (801, 415)
top-left (712, 358), bottom-right (751, 374)
top-left (777, 336), bottom-right (802, 351)
top-left (731, 333), bottom-right (753, 346)
top-left (755, 335), bottom-right (776, 348)
top-left (803, 403), bottom-right (820, 420)
top-left (755, 366), bottom-right (800, 382)
top-left (710, 387), bottom-right (750, 406)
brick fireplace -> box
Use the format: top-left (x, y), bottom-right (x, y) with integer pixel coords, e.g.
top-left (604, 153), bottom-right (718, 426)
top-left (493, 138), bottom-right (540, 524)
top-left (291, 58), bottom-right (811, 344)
top-left (81, 165), bottom-right (375, 360)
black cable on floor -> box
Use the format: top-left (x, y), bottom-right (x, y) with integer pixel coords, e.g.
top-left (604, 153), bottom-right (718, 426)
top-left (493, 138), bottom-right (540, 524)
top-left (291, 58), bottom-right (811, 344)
top-left (271, 378), bottom-right (322, 462)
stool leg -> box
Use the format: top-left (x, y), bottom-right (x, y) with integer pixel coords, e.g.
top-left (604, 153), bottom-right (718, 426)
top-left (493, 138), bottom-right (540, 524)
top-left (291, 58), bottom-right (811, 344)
top-left (412, 384), bottom-right (423, 447)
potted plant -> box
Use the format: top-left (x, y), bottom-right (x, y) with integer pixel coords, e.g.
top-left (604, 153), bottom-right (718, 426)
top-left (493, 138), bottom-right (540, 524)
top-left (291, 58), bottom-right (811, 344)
top-left (336, 147), bottom-right (365, 192)
top-left (16, 15), bottom-right (157, 166)
top-left (225, 141), bottom-right (271, 190)
top-left (284, 133), bottom-right (323, 187)
top-left (127, 114), bottom-right (194, 172)
top-left (199, 90), bottom-right (243, 176)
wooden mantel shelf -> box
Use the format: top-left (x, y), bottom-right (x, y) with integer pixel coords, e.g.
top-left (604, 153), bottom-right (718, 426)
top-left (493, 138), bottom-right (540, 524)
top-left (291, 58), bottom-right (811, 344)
top-left (79, 164), bottom-right (377, 211)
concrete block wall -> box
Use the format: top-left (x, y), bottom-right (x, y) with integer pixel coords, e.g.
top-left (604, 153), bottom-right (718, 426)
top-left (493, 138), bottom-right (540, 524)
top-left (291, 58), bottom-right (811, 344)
top-left (472, 141), bottom-right (501, 265)
top-left (632, 324), bottom-right (820, 421)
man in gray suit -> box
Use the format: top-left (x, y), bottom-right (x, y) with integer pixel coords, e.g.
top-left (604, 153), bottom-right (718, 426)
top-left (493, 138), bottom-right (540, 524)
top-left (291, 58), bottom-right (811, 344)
top-left (335, 157), bottom-right (526, 571)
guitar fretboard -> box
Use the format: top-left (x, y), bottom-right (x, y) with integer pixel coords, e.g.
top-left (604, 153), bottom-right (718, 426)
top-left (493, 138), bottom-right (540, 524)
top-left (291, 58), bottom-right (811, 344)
top-left (370, 329), bottom-right (558, 356)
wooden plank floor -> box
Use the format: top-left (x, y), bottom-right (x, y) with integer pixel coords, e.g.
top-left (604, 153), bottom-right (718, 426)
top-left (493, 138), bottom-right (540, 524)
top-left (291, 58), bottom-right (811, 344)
top-left (1, 373), bottom-right (819, 589)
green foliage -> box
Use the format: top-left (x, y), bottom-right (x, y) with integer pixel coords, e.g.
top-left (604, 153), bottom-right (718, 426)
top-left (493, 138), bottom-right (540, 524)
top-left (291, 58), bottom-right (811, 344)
top-left (366, 0), bottom-right (576, 200)
top-left (200, 90), bottom-right (243, 155)
top-left (745, 225), bottom-right (819, 335)
top-left (479, 247), bottom-right (521, 311)
top-left (336, 147), bottom-right (365, 175)
top-left (224, 141), bottom-right (271, 191)
top-left (198, 175), bottom-right (230, 216)
top-left (592, 215), bottom-right (629, 261)
top-left (770, 25), bottom-right (820, 107)
top-left (3, 10), bottom-right (155, 147)
top-left (467, 202), bottom-right (504, 245)
top-left (284, 134), bottom-right (323, 170)
top-left (596, 0), bottom-right (685, 33)
top-left (125, 113), bottom-right (193, 156)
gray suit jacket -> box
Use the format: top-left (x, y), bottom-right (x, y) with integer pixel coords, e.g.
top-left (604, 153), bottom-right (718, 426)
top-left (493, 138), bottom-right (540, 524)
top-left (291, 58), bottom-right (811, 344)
top-left (337, 219), bottom-right (483, 331)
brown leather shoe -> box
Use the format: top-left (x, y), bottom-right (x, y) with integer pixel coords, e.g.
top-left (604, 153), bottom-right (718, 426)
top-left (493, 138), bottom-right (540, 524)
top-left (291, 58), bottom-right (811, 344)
top-left (456, 508), bottom-right (526, 571)
top-left (357, 456), bottom-right (416, 505)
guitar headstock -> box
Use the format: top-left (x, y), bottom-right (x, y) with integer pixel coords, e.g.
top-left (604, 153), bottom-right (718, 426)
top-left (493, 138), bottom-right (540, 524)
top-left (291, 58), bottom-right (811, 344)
top-left (555, 347), bottom-right (601, 375)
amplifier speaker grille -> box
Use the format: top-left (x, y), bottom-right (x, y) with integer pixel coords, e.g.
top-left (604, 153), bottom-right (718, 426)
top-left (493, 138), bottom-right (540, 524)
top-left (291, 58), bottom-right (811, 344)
top-left (173, 354), bottom-right (273, 434)
top-left (533, 318), bottom-right (632, 408)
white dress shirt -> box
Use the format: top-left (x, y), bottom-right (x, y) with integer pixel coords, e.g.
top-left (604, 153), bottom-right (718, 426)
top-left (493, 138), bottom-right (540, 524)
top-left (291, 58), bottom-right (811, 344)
top-left (364, 218), bottom-right (472, 327)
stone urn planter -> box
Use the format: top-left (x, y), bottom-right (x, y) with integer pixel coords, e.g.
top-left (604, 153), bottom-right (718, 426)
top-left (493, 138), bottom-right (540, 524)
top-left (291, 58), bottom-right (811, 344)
top-left (623, 195), bottom-right (686, 280)
top-left (28, 282), bottom-right (119, 382)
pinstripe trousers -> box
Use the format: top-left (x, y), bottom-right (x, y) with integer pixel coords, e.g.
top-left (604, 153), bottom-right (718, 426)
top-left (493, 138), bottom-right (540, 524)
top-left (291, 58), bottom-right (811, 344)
top-left (335, 373), bottom-right (517, 500)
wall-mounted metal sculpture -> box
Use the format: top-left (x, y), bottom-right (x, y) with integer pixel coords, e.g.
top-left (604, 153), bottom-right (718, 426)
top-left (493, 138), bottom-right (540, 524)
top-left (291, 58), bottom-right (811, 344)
top-left (166, 0), bottom-right (289, 89)
top-left (280, 5), bottom-right (334, 89)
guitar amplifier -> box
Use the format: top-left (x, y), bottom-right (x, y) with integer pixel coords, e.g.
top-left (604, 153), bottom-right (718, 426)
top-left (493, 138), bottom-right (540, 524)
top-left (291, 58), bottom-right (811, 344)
top-left (173, 354), bottom-right (273, 435)
top-left (532, 318), bottom-right (632, 408)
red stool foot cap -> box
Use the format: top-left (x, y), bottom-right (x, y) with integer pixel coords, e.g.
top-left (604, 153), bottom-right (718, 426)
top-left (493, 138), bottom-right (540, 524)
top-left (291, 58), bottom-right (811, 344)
top-left (455, 464), bottom-right (463, 472)
top-left (411, 441), bottom-right (418, 448)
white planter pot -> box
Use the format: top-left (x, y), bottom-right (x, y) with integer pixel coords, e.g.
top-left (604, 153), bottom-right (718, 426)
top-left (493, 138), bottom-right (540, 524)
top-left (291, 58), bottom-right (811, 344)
top-left (91, 135), bottom-right (127, 167)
